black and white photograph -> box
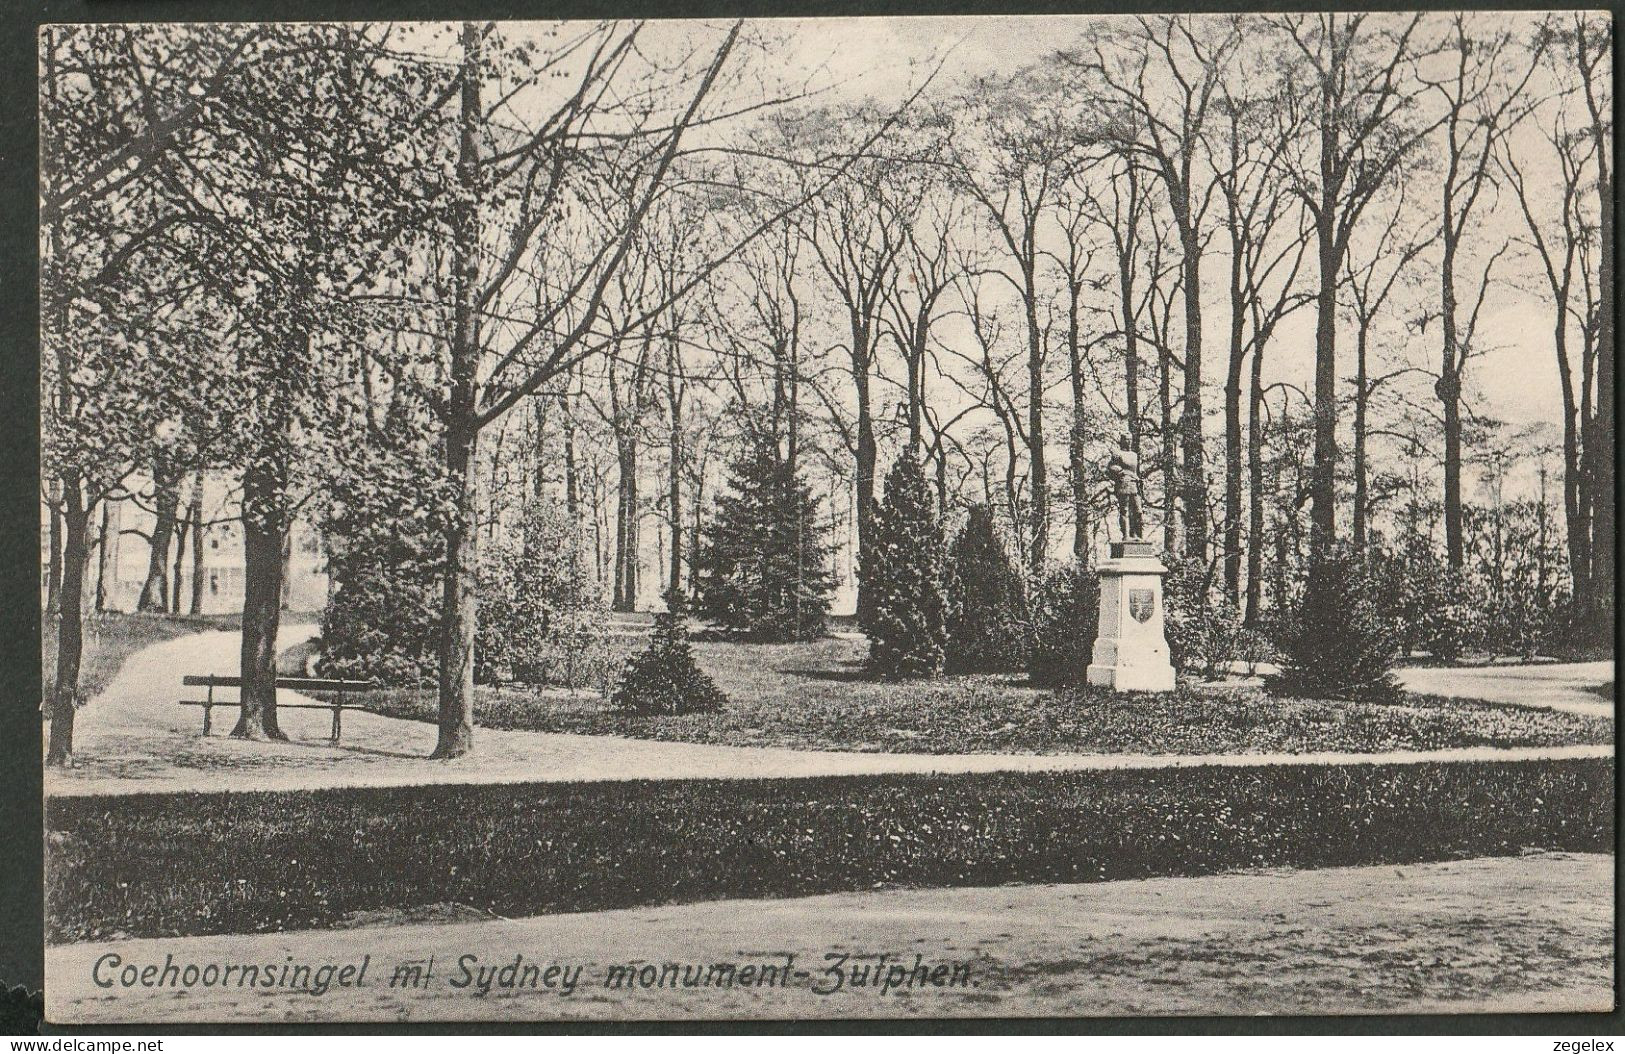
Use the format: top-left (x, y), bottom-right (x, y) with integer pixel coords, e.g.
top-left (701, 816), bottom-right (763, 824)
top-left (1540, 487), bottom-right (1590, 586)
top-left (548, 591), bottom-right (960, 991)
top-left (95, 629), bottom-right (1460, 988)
top-left (33, 9), bottom-right (1618, 1025)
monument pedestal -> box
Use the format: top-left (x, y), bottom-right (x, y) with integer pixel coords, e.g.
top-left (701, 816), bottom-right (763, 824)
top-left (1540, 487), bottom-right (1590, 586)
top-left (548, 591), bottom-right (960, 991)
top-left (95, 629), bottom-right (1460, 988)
top-left (1085, 540), bottom-right (1176, 692)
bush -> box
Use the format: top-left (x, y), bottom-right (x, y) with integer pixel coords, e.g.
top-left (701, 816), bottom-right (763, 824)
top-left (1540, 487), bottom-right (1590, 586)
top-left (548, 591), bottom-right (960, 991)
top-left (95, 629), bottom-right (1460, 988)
top-left (47, 758), bottom-right (1613, 942)
top-left (612, 592), bottom-right (726, 716)
top-left (943, 505), bottom-right (1028, 674)
top-left (476, 500), bottom-right (609, 688)
top-left (1233, 626), bottom-right (1280, 678)
top-left (860, 448), bottom-right (949, 678)
top-left (1413, 568), bottom-right (1488, 663)
top-left (1541, 593), bottom-right (1614, 660)
top-left (1485, 588), bottom-right (1555, 662)
top-left (1025, 563), bottom-right (1100, 687)
top-left (691, 443), bottom-right (834, 642)
top-left (1163, 555), bottom-right (1243, 679)
top-left (317, 395), bottom-right (450, 686)
top-left (318, 498), bottom-right (443, 687)
top-left (1269, 547), bottom-right (1402, 701)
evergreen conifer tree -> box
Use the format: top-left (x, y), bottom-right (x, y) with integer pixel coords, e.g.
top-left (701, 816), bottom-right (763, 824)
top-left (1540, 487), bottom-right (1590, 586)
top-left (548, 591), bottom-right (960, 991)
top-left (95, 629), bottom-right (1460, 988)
top-left (944, 504), bottom-right (1028, 673)
top-left (860, 446), bottom-right (948, 677)
top-left (1270, 545), bottom-right (1402, 700)
top-left (613, 589), bottom-right (727, 714)
top-left (692, 442), bottom-right (833, 641)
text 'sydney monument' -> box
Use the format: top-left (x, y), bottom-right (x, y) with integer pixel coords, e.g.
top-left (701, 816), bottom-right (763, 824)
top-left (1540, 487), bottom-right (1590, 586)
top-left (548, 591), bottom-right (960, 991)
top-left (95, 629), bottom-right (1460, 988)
top-left (1087, 434), bottom-right (1176, 692)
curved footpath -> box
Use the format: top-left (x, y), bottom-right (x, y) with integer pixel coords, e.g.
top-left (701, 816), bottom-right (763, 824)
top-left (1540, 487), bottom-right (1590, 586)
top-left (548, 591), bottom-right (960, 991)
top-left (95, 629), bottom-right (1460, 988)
top-left (44, 627), bottom-right (1615, 799)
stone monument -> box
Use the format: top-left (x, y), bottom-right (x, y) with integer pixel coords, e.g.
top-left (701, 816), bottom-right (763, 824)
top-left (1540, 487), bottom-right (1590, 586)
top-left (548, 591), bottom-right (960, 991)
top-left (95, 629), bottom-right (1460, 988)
top-left (1085, 435), bottom-right (1176, 692)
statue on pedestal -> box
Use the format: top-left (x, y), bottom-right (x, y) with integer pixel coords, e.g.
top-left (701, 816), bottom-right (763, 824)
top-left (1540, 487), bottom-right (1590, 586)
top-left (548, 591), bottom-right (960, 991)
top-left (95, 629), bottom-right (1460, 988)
top-left (1086, 433), bottom-right (1175, 692)
top-left (1106, 433), bottom-right (1143, 541)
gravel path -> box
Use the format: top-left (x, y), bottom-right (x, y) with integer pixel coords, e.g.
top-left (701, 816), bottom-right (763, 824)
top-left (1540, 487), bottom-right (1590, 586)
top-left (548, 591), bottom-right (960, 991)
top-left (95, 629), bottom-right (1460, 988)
top-left (46, 852), bottom-right (1614, 1022)
top-left (45, 627), bottom-right (1614, 798)
top-left (1395, 661), bottom-right (1614, 718)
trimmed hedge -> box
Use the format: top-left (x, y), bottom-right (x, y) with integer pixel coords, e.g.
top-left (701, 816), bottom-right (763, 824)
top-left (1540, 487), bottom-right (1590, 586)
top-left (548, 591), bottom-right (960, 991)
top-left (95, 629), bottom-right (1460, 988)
top-left (46, 758), bottom-right (1612, 944)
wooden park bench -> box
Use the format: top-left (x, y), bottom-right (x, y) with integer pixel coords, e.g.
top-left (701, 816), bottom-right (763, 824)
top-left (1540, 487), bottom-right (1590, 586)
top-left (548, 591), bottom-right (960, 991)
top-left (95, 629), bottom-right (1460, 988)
top-left (179, 675), bottom-right (374, 742)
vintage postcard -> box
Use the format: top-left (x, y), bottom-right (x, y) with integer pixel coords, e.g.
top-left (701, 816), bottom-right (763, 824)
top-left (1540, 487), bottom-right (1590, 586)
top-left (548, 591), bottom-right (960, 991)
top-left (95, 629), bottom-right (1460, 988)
top-left (38, 11), bottom-right (1615, 1024)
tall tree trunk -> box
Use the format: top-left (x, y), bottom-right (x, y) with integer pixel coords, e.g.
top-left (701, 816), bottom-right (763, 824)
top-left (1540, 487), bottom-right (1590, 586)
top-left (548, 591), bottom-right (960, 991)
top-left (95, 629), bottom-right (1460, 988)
top-left (431, 20), bottom-right (484, 760)
top-left (1068, 289), bottom-right (1090, 565)
top-left (1222, 202), bottom-right (1245, 603)
top-left (137, 454), bottom-right (179, 612)
top-left (1244, 343), bottom-right (1266, 625)
top-left (1353, 324), bottom-right (1370, 552)
top-left (905, 342), bottom-right (923, 448)
top-left (1179, 223), bottom-right (1207, 562)
top-left (189, 471), bottom-right (205, 615)
top-left (1588, 89), bottom-right (1614, 622)
top-left (232, 450), bottom-right (289, 741)
top-left (563, 387), bottom-right (579, 518)
top-left (613, 434), bottom-right (639, 612)
top-left (1159, 340), bottom-right (1177, 555)
top-left (1553, 314), bottom-right (1588, 609)
top-left (1119, 171), bottom-right (1142, 456)
top-left (1309, 191), bottom-right (1340, 560)
top-left (1069, 410), bottom-right (1089, 563)
top-left (170, 495), bottom-right (189, 614)
top-left (853, 357), bottom-right (876, 621)
top-left (1438, 235), bottom-right (1465, 570)
top-left (95, 497), bottom-right (119, 613)
top-left (46, 479), bottom-right (62, 614)
top-left (46, 473), bottom-right (90, 766)
top-left (1024, 271), bottom-right (1047, 575)
top-left (667, 363), bottom-right (682, 597)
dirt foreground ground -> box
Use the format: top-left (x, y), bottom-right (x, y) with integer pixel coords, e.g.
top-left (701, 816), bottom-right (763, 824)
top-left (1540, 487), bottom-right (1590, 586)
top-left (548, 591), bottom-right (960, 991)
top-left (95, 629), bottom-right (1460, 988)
top-left (47, 852), bottom-right (1613, 1022)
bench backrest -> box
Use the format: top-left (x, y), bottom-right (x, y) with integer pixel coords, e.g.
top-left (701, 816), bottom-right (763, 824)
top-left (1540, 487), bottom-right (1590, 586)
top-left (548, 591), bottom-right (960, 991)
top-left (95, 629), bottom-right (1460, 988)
top-left (182, 674), bottom-right (373, 691)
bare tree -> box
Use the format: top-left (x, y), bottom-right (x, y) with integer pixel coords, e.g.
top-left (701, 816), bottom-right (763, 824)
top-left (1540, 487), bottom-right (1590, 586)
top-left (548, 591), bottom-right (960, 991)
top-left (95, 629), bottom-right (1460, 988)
top-left (1211, 75), bottom-right (1313, 606)
top-left (1422, 14), bottom-right (1542, 568)
top-left (948, 68), bottom-right (1079, 572)
top-left (1498, 55), bottom-right (1600, 612)
top-left (1275, 13), bottom-right (1440, 558)
top-left (1073, 15), bottom-right (1241, 561)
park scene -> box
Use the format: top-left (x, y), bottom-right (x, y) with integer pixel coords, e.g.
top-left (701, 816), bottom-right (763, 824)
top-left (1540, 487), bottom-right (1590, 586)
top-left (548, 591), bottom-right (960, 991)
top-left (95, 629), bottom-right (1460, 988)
top-left (40, 13), bottom-right (1614, 1021)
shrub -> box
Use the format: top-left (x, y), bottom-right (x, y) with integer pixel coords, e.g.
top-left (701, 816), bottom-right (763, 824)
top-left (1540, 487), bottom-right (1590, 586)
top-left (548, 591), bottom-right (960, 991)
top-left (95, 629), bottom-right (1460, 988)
top-left (612, 591), bottom-right (726, 716)
top-left (1541, 592), bottom-right (1614, 660)
top-left (943, 505), bottom-right (1028, 674)
top-left (1484, 588), bottom-right (1555, 662)
top-left (476, 500), bottom-right (609, 687)
top-left (318, 494), bottom-right (443, 686)
top-left (1163, 555), bottom-right (1243, 679)
top-left (1269, 546), bottom-right (1402, 701)
top-left (1026, 563), bottom-right (1100, 687)
top-left (1233, 626), bottom-right (1280, 678)
top-left (691, 443), bottom-right (834, 642)
top-left (1413, 567), bottom-right (1487, 663)
top-left (860, 448), bottom-right (949, 678)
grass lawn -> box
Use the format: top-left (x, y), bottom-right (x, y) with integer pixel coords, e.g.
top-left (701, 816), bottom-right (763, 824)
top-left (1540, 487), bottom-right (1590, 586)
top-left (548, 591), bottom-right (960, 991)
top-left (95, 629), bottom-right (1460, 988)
top-left (42, 611), bottom-right (240, 702)
top-left (354, 633), bottom-right (1612, 756)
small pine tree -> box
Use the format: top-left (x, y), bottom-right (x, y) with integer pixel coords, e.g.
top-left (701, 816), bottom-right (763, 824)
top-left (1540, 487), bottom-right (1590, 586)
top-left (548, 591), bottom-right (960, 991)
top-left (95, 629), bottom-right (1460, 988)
top-left (692, 443), bottom-right (833, 641)
top-left (613, 590), bottom-right (727, 715)
top-left (944, 504), bottom-right (1028, 673)
top-left (1269, 546), bottom-right (1402, 701)
top-left (861, 447), bottom-right (948, 678)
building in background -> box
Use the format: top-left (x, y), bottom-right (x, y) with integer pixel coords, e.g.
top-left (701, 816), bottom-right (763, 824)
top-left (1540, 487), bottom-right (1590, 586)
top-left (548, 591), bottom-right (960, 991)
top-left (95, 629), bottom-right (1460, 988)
top-left (41, 473), bottom-right (328, 616)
